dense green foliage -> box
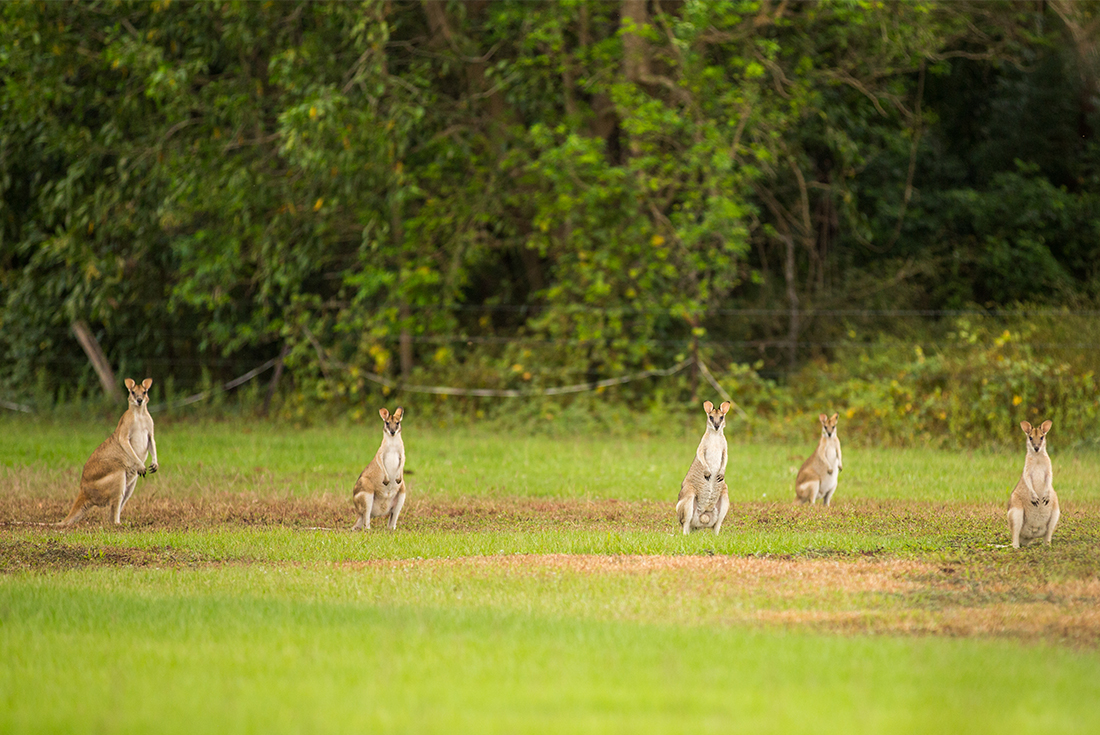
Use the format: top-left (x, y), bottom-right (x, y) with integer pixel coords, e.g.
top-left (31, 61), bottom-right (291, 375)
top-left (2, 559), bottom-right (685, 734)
top-left (2, 1), bottom-right (1099, 438)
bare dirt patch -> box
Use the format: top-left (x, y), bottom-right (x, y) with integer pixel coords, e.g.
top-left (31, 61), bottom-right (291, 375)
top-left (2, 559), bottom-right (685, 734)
top-left (0, 491), bottom-right (670, 532)
top-left (0, 537), bottom-right (206, 573)
top-left (3, 487), bottom-right (1098, 647)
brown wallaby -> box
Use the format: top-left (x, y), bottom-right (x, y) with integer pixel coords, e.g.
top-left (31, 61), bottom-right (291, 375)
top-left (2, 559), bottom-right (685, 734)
top-left (676, 400), bottom-right (731, 534)
top-left (58, 378), bottom-right (158, 526)
top-left (795, 413), bottom-right (842, 505)
top-left (1007, 419), bottom-right (1060, 548)
top-left (352, 407), bottom-right (407, 531)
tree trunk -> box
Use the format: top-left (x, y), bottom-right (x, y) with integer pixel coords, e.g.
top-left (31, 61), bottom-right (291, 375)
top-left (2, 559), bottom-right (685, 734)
top-left (621, 0), bottom-right (651, 83)
top-left (71, 321), bottom-right (121, 401)
top-left (399, 302), bottom-right (413, 381)
top-left (783, 235), bottom-right (800, 372)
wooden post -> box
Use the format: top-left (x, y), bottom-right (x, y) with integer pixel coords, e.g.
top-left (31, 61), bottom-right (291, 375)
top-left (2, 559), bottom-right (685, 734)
top-left (71, 320), bottom-right (122, 401)
top-left (261, 343), bottom-right (291, 417)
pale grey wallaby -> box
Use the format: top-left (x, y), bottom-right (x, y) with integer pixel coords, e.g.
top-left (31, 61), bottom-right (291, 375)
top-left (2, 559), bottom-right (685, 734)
top-left (1007, 419), bottom-right (1060, 548)
top-left (676, 400), bottom-right (731, 535)
top-left (795, 413), bottom-right (842, 506)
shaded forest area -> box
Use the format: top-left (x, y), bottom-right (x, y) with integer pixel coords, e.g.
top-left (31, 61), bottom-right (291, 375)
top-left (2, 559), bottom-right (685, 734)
top-left (2, 1), bottom-right (1100, 442)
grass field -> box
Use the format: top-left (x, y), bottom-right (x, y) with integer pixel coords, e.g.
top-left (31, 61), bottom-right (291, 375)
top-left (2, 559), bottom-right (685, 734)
top-left (2, 415), bottom-right (1099, 733)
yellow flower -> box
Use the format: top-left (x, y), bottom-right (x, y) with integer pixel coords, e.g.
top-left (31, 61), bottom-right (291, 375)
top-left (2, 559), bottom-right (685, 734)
top-left (1012, 395), bottom-right (1023, 406)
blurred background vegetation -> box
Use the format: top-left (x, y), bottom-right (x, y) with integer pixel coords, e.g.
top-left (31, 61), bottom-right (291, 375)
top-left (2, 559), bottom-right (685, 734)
top-left (3, 0), bottom-right (1100, 447)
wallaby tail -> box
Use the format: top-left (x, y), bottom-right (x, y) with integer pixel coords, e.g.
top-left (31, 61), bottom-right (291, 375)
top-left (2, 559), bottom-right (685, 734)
top-left (675, 495), bottom-right (693, 526)
top-left (56, 492), bottom-right (90, 527)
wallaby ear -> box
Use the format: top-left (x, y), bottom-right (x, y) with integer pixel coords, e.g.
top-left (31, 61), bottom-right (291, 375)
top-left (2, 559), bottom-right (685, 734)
top-left (393, 407), bottom-right (404, 421)
top-left (819, 413), bottom-right (828, 424)
top-left (141, 378), bottom-right (153, 390)
top-left (1040, 419), bottom-right (1052, 435)
top-left (719, 401), bottom-right (731, 415)
top-left (379, 408), bottom-right (390, 420)
top-left (1020, 421), bottom-right (1032, 434)
top-left (125, 378), bottom-right (136, 391)
top-left (829, 413), bottom-right (839, 424)
top-left (703, 401), bottom-right (714, 413)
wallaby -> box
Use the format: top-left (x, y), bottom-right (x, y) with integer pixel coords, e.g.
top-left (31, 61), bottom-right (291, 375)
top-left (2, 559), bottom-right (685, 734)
top-left (795, 413), bottom-right (842, 506)
top-left (1007, 419), bottom-right (1060, 548)
top-left (58, 378), bottom-right (158, 527)
top-left (352, 407), bottom-right (406, 531)
top-left (676, 400), bottom-right (731, 535)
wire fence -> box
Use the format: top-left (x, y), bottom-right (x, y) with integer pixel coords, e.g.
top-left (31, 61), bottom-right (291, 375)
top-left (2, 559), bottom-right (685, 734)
top-left (4, 306), bottom-right (1099, 412)
top-left (2, 339), bottom-right (749, 415)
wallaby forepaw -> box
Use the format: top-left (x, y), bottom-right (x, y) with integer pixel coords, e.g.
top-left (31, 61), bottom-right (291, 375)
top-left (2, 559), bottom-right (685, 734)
top-left (1043, 496), bottom-right (1050, 506)
top-left (703, 472), bottom-right (711, 480)
top-left (716, 474), bottom-right (723, 483)
top-left (148, 464), bottom-right (158, 474)
top-left (382, 479), bottom-right (389, 486)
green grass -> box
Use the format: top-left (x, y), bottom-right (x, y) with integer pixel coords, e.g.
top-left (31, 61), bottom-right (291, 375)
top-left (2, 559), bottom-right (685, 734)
top-left (6, 415), bottom-right (1100, 504)
top-left (2, 526), bottom-right (925, 562)
top-left (2, 566), bottom-right (1099, 734)
top-left (2, 416), bottom-right (1100, 733)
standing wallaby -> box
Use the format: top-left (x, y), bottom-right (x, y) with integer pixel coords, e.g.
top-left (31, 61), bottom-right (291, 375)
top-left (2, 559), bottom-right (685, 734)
top-left (795, 413), bottom-right (842, 506)
top-left (676, 400), bottom-right (731, 535)
top-left (1007, 419), bottom-right (1060, 548)
top-left (352, 407), bottom-right (406, 531)
top-left (58, 378), bottom-right (158, 527)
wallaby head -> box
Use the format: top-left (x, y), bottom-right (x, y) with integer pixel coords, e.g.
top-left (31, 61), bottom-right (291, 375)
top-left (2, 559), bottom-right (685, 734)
top-left (124, 378), bottom-right (153, 409)
top-left (703, 400), bottom-right (731, 432)
top-left (819, 413), bottom-right (839, 438)
top-left (379, 406), bottom-right (404, 437)
top-left (1020, 419), bottom-right (1052, 454)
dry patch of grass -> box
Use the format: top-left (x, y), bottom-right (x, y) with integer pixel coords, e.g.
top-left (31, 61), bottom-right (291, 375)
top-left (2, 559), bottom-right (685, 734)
top-left (4, 477), bottom-right (1099, 647)
top-left (342, 553), bottom-right (1100, 647)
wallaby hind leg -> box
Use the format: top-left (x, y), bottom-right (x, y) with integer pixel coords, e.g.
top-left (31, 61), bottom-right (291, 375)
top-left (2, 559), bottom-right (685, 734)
top-left (108, 470), bottom-right (130, 524)
top-left (796, 480), bottom-right (819, 505)
top-left (712, 492), bottom-right (730, 535)
top-left (821, 487), bottom-right (836, 507)
top-left (1045, 506), bottom-right (1060, 546)
top-left (352, 491), bottom-right (373, 531)
top-left (387, 488), bottom-right (406, 530)
top-left (1007, 507), bottom-right (1024, 549)
top-left (676, 496), bottom-right (695, 535)
top-left (119, 473), bottom-right (139, 513)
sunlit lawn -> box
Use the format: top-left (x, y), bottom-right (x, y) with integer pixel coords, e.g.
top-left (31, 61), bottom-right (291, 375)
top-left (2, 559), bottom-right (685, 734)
top-left (2, 416), bottom-right (1099, 734)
